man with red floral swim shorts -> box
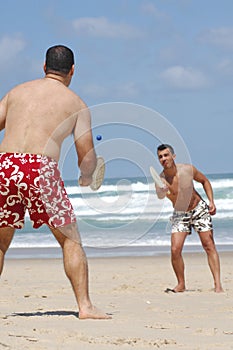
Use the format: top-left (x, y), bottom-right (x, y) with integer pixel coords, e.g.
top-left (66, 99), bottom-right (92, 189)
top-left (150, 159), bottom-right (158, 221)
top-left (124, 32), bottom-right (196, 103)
top-left (0, 45), bottom-right (110, 319)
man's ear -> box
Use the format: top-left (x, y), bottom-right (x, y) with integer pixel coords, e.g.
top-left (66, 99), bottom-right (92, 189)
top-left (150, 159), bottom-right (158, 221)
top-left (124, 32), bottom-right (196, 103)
top-left (70, 64), bottom-right (75, 76)
top-left (173, 153), bottom-right (176, 160)
top-left (43, 63), bottom-right (47, 73)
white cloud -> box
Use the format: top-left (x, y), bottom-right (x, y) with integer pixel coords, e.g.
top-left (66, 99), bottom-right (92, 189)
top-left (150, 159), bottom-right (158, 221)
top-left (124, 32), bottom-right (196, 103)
top-left (161, 65), bottom-right (209, 89)
top-left (141, 2), bottom-right (169, 21)
top-left (199, 27), bottom-right (233, 50)
top-left (0, 34), bottom-right (26, 64)
top-left (72, 17), bottom-right (143, 39)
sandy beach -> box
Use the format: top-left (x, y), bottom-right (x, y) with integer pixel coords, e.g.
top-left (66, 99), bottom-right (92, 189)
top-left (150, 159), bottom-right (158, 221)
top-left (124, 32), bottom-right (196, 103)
top-left (1, 252), bottom-right (233, 350)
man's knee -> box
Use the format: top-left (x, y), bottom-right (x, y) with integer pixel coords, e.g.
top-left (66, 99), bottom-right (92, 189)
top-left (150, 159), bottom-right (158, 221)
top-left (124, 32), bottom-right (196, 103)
top-left (199, 231), bottom-right (216, 252)
top-left (171, 244), bottom-right (183, 258)
top-left (60, 223), bottom-right (82, 244)
top-left (0, 227), bottom-right (15, 253)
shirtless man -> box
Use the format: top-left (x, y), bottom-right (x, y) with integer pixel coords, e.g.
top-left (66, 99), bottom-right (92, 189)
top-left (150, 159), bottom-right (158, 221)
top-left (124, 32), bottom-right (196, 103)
top-left (0, 45), bottom-right (110, 319)
top-left (155, 144), bottom-right (223, 293)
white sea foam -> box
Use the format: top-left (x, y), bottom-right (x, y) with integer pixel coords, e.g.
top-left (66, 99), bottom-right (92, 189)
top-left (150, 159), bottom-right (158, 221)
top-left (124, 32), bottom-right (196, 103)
top-left (11, 174), bottom-right (233, 253)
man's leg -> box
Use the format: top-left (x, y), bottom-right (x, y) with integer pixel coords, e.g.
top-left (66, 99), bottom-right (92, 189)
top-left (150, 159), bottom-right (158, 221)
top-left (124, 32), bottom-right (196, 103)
top-left (0, 227), bottom-right (15, 275)
top-left (170, 231), bottom-right (188, 292)
top-left (198, 230), bottom-right (223, 293)
top-left (50, 225), bottom-right (111, 319)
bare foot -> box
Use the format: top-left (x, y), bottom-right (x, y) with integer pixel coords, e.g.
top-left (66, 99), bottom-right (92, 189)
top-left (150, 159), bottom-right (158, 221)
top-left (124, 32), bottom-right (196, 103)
top-left (79, 305), bottom-right (112, 320)
top-left (215, 286), bottom-right (224, 293)
top-left (164, 286), bottom-right (186, 293)
top-left (173, 288), bottom-right (186, 293)
top-left (173, 283), bottom-right (186, 293)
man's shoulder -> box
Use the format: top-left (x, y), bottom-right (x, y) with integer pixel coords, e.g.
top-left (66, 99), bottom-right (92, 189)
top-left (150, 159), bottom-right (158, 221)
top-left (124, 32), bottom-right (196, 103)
top-left (177, 163), bottom-right (193, 169)
top-left (177, 163), bottom-right (194, 174)
top-left (10, 78), bottom-right (42, 93)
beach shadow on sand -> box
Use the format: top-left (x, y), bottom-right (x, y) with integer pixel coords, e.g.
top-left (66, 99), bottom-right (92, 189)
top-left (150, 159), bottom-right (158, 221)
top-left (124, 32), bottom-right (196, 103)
top-left (9, 310), bottom-right (79, 318)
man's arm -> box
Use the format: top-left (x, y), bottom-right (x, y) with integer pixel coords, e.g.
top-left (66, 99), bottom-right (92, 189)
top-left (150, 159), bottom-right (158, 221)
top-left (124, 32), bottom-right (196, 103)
top-left (73, 105), bottom-right (97, 186)
top-left (155, 184), bottom-right (169, 199)
top-left (0, 94), bottom-right (8, 131)
top-left (193, 166), bottom-right (216, 215)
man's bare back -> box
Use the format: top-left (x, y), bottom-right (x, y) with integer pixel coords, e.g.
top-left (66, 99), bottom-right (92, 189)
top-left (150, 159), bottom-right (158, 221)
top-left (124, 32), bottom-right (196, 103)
top-left (0, 76), bottom-right (89, 162)
top-left (0, 45), bottom-right (111, 319)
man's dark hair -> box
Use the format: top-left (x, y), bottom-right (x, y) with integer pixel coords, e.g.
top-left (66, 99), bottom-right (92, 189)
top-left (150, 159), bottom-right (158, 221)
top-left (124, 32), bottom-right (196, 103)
top-left (157, 144), bottom-right (175, 154)
top-left (45, 45), bottom-right (74, 75)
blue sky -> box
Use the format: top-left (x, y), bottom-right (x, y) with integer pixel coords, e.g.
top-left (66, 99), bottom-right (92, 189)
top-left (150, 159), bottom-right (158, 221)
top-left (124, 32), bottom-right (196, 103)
top-left (0, 0), bottom-right (232, 179)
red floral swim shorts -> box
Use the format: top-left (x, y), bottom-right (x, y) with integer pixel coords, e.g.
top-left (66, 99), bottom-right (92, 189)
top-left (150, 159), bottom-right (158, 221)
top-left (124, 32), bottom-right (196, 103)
top-left (0, 153), bottom-right (76, 229)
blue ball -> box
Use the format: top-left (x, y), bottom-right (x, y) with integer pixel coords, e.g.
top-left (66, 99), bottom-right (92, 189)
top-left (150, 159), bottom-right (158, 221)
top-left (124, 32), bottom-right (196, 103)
top-left (96, 135), bottom-right (102, 141)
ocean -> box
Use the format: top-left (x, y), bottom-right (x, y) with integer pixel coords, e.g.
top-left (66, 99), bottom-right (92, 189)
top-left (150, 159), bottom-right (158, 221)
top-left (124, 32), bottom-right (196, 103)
top-left (7, 173), bottom-right (233, 259)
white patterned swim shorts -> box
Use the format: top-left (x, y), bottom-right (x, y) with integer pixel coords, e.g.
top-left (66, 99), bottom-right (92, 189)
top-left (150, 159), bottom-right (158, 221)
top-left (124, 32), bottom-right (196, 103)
top-left (171, 200), bottom-right (213, 234)
top-left (0, 153), bottom-right (76, 229)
